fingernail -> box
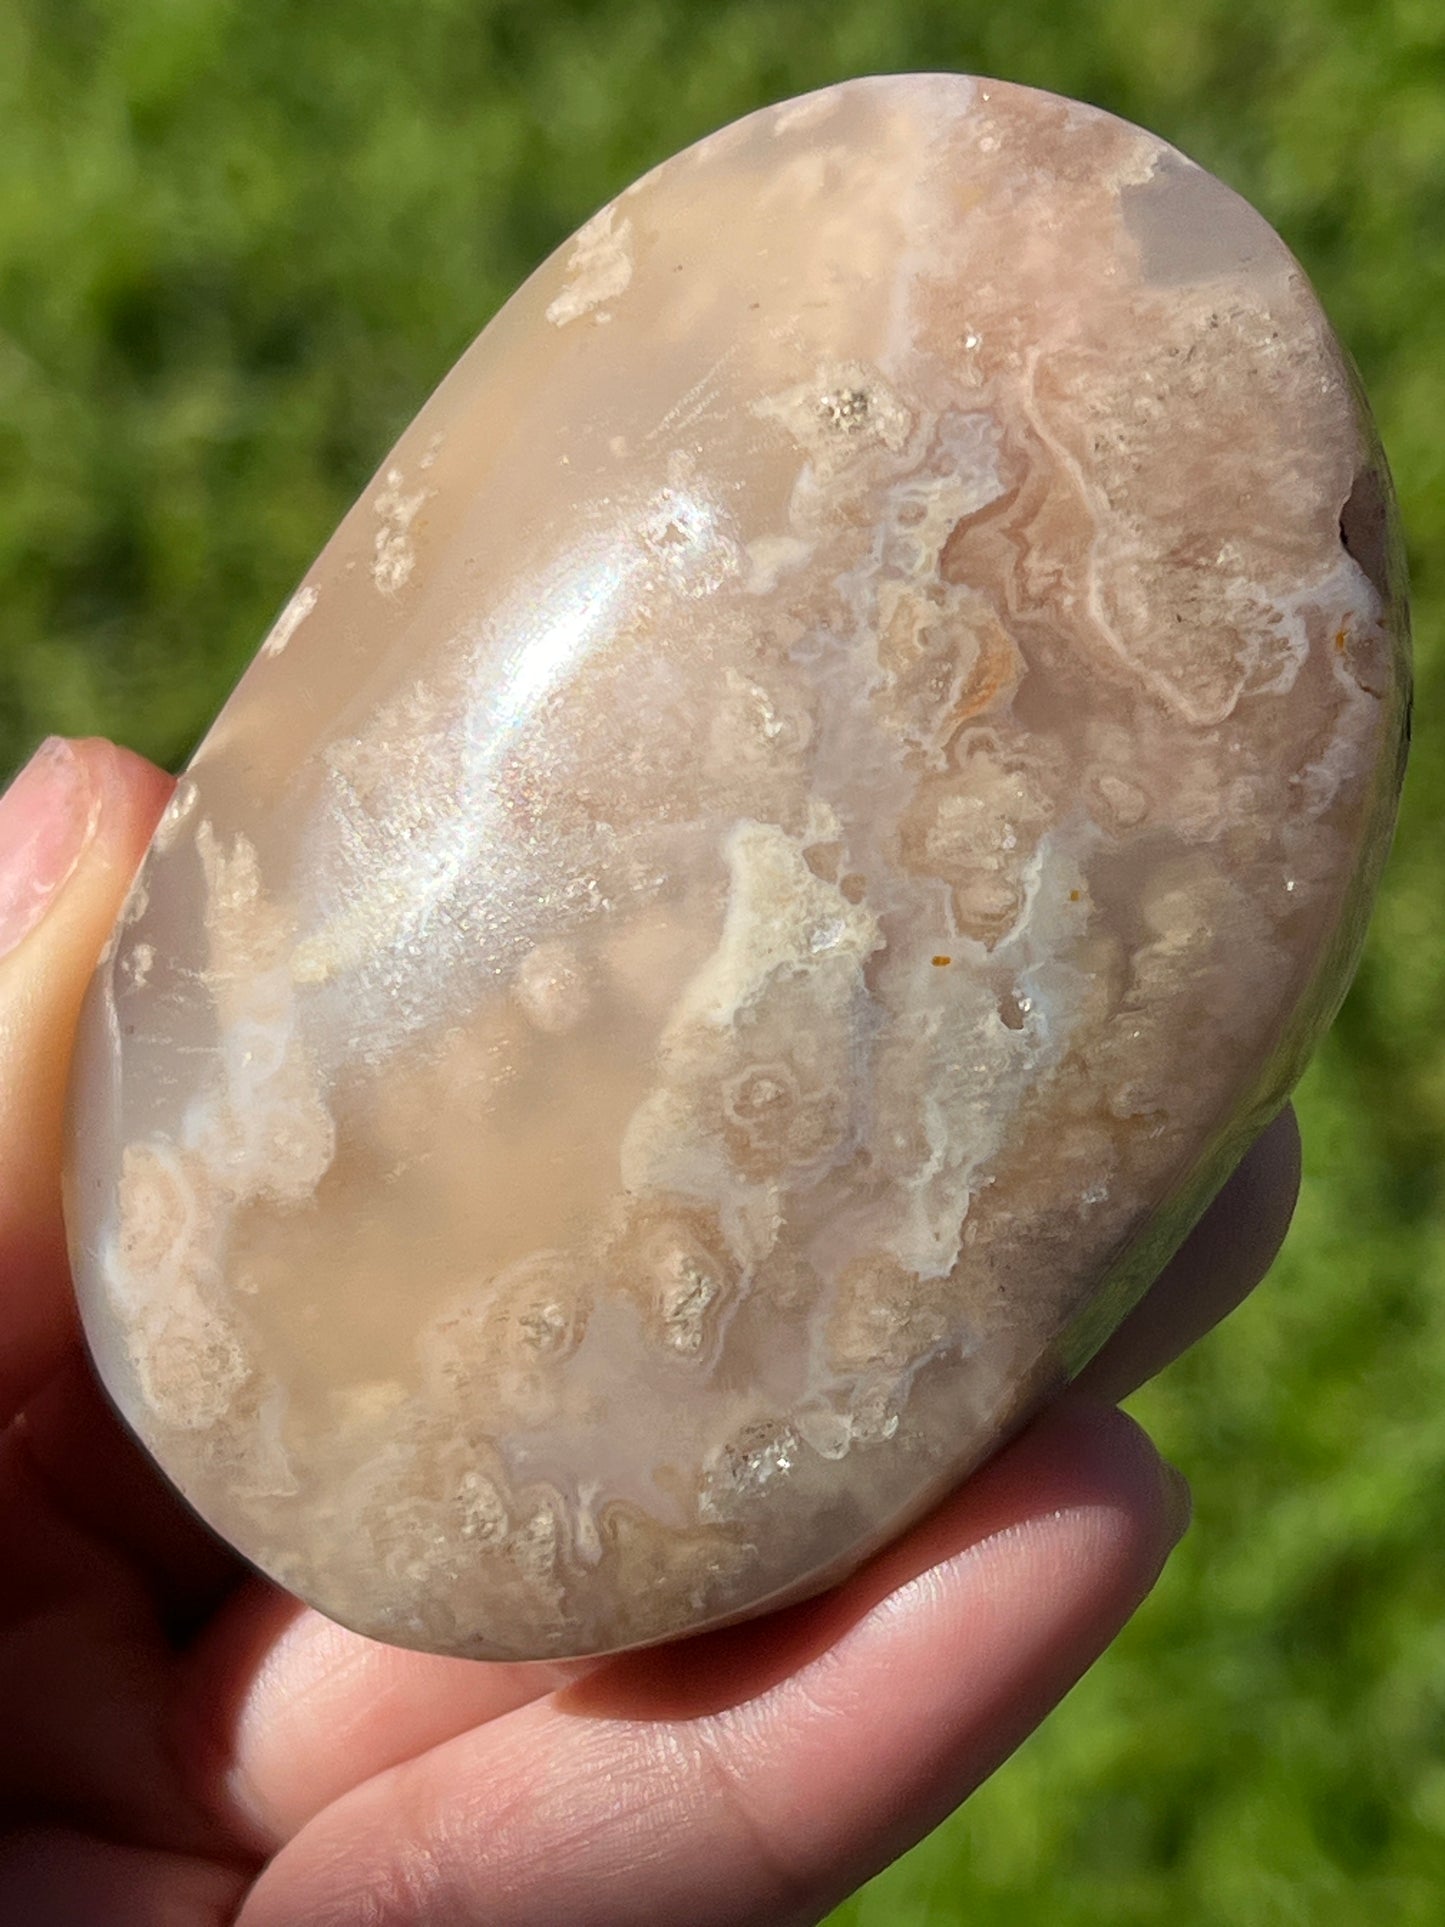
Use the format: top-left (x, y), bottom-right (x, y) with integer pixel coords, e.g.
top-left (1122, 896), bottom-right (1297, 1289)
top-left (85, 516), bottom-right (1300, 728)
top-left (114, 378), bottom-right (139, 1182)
top-left (1160, 1458), bottom-right (1193, 1543)
top-left (0, 738), bottom-right (101, 960)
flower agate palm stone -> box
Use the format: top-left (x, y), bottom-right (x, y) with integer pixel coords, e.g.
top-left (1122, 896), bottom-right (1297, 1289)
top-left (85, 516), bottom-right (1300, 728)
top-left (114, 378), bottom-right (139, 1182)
top-left (65, 74), bottom-right (1408, 1660)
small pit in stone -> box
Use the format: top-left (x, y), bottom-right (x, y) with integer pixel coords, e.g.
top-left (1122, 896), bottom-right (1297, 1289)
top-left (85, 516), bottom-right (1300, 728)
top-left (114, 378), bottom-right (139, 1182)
top-left (997, 988), bottom-right (1029, 1031)
top-left (1339, 463), bottom-right (1393, 600)
top-left (818, 388), bottom-right (871, 432)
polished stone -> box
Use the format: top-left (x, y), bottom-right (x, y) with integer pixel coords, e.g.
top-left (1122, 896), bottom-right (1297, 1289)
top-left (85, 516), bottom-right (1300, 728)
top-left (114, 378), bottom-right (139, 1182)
top-left (65, 74), bottom-right (1409, 1659)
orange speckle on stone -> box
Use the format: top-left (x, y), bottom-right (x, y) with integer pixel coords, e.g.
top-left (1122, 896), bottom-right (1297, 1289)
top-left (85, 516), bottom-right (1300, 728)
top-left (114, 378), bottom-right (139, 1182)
top-left (932, 954), bottom-right (952, 966)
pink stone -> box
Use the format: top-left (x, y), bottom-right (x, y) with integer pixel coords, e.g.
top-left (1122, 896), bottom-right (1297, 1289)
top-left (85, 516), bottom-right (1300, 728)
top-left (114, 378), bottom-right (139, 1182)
top-left (65, 75), bottom-right (1408, 1659)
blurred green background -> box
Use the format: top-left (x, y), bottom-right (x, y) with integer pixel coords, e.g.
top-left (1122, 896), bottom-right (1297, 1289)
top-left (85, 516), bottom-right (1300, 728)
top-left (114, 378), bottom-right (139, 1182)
top-left (3, 0), bottom-right (1442, 1919)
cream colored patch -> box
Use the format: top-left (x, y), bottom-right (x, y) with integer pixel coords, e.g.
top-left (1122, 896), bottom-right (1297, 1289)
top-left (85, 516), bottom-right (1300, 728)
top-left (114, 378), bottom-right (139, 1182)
top-left (618, 821), bottom-right (882, 1260)
top-left (119, 876), bottom-right (150, 928)
top-left (546, 208), bottom-right (634, 327)
top-left (124, 941), bottom-right (156, 990)
top-left (109, 824), bottom-right (338, 1420)
top-left (109, 1141), bottom-right (212, 1315)
top-left (744, 534), bottom-right (812, 595)
top-left (513, 940), bottom-right (592, 1035)
top-left (677, 819), bottom-right (881, 1026)
top-left (196, 822), bottom-right (290, 994)
top-left (771, 91), bottom-right (841, 137)
top-left (752, 361), bottom-right (913, 483)
top-left (151, 778), bottom-right (199, 856)
top-left (373, 467), bottom-right (431, 595)
top-left (128, 1307), bottom-right (249, 1431)
top-left (191, 820), bottom-right (336, 1201)
top-left (332, 1378), bottom-right (411, 1430)
top-left (262, 583), bottom-right (319, 659)
top-left (106, 1140), bottom-right (252, 1431)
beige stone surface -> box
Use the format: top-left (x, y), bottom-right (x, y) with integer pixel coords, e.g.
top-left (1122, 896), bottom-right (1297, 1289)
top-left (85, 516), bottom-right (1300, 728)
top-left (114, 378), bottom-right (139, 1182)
top-left (65, 74), bottom-right (1408, 1659)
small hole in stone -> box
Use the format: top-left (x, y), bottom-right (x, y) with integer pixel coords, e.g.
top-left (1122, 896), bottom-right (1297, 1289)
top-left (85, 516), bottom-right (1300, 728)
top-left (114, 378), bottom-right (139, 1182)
top-left (1338, 464), bottom-right (1392, 600)
top-left (997, 989), bottom-right (1028, 1030)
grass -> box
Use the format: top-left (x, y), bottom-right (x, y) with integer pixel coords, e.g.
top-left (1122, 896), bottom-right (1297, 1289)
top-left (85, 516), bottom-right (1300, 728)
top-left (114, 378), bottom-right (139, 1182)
top-left (3, 1), bottom-right (1443, 1918)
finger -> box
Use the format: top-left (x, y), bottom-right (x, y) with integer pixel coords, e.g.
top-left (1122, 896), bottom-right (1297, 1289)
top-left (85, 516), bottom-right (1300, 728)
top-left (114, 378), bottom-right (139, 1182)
top-left (0, 738), bottom-right (240, 1629)
top-left (188, 1114), bottom-right (1277, 1846)
top-left (186, 1113), bottom-right (1292, 1842)
top-left (187, 1339), bottom-right (1176, 1852)
top-left (0, 1829), bottom-right (246, 1927)
top-left (0, 1393), bottom-right (245, 1851)
top-left (234, 1399), bottom-right (1187, 1927)
top-left (1078, 1104), bottom-right (1301, 1405)
top-left (189, 1105), bottom-right (1288, 1849)
top-left (12, 1352), bottom-right (245, 1638)
top-left (183, 1587), bottom-right (593, 1852)
top-left (0, 736), bottom-right (173, 1423)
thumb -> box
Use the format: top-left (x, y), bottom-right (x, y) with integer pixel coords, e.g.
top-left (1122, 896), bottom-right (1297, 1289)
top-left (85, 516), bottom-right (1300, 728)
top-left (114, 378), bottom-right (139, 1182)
top-left (0, 736), bottom-right (173, 1421)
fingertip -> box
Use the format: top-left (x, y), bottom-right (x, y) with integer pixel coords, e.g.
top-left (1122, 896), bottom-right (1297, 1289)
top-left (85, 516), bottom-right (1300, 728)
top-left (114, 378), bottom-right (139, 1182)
top-left (226, 1397), bottom-right (1191, 1927)
top-left (0, 735), bottom-right (173, 1420)
top-left (59, 739), bottom-right (175, 911)
top-left (1077, 1103), bottom-right (1302, 1404)
top-left (76, 737), bottom-right (177, 849)
top-left (882, 1395), bottom-right (1191, 1627)
top-left (0, 735), bottom-right (172, 971)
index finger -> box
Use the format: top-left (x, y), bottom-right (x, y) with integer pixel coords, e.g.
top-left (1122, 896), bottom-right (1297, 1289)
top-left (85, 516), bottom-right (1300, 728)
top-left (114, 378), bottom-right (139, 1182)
top-left (1078, 1105), bottom-right (1301, 1405)
top-left (0, 736), bottom-right (173, 1422)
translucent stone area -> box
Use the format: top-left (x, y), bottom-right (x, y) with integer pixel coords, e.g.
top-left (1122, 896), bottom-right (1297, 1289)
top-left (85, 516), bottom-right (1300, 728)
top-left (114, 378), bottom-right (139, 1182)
top-left (65, 74), bottom-right (1409, 1660)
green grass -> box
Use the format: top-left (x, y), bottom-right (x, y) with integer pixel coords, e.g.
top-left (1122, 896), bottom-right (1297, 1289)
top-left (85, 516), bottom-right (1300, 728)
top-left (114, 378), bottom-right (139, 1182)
top-left (3, 1), bottom-right (1443, 1918)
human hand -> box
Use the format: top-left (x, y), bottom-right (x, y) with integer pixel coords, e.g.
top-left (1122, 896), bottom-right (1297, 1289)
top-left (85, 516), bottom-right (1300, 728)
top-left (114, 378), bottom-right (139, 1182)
top-left (0, 736), bottom-right (1299, 1925)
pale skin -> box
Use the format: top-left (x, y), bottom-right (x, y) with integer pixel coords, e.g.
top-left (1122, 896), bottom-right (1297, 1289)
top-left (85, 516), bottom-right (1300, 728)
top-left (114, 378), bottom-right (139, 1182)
top-left (0, 738), bottom-right (1300, 1925)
